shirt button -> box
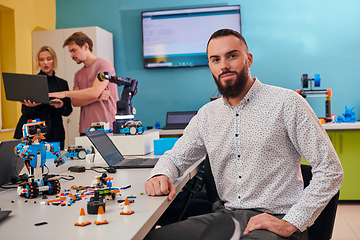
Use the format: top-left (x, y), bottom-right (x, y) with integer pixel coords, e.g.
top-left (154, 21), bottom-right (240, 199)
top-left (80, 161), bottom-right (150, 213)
top-left (237, 155), bottom-right (240, 158)
top-left (239, 176), bottom-right (241, 178)
top-left (235, 134), bottom-right (239, 137)
top-left (236, 114), bottom-right (239, 117)
top-left (238, 195), bottom-right (241, 199)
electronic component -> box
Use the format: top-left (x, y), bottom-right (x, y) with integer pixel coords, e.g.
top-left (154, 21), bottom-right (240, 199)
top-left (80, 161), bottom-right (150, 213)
top-left (68, 166), bottom-right (86, 173)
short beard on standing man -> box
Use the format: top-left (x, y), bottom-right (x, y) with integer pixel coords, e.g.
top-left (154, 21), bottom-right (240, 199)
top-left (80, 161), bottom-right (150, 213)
top-left (213, 64), bottom-right (249, 99)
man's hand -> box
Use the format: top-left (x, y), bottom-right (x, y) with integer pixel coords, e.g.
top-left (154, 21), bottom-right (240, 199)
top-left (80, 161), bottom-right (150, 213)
top-left (243, 213), bottom-right (298, 237)
top-left (145, 175), bottom-right (176, 201)
top-left (49, 91), bottom-right (68, 99)
top-left (97, 90), bottom-right (111, 101)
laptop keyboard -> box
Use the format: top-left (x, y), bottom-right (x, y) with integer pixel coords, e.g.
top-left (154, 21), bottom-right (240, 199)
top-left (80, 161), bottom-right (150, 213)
top-left (163, 125), bottom-right (186, 130)
top-left (122, 158), bottom-right (148, 166)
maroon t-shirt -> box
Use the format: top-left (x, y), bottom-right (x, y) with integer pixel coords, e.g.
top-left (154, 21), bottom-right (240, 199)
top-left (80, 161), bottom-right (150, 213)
top-left (74, 58), bottom-right (118, 133)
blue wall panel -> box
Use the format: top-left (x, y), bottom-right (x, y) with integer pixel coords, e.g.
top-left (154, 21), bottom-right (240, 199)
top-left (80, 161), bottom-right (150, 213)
top-left (56, 0), bottom-right (360, 126)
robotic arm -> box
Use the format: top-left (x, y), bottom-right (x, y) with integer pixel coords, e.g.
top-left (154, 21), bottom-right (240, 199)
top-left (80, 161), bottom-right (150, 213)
top-left (97, 72), bottom-right (138, 116)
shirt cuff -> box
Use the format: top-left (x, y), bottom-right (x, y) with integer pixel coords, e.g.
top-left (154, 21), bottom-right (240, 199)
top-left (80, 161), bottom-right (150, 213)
top-left (149, 157), bottom-right (180, 183)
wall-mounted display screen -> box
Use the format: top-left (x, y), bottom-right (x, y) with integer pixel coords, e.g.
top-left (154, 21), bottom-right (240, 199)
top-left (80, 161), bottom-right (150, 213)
top-left (141, 5), bottom-right (241, 68)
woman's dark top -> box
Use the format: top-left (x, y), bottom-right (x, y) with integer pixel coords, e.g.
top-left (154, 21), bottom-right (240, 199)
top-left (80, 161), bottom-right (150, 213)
top-left (14, 70), bottom-right (72, 149)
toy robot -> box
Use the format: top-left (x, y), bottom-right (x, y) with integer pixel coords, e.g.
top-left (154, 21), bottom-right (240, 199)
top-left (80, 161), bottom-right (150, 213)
top-left (14, 119), bottom-right (66, 198)
top-left (87, 122), bottom-right (113, 133)
top-left (87, 173), bottom-right (120, 214)
top-left (120, 120), bottom-right (146, 135)
top-left (65, 145), bottom-right (91, 159)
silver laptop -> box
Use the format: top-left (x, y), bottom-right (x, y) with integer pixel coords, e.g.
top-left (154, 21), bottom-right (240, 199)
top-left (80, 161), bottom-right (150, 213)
top-left (162, 111), bottom-right (197, 130)
top-left (2, 72), bottom-right (58, 104)
top-left (86, 130), bottom-right (158, 169)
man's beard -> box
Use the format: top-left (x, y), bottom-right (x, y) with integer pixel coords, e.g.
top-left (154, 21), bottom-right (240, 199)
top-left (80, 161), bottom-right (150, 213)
top-left (73, 57), bottom-right (83, 64)
top-left (213, 65), bottom-right (249, 99)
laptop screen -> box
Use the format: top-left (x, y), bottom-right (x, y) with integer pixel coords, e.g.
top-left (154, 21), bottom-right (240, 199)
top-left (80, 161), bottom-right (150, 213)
top-left (0, 140), bottom-right (22, 185)
top-left (85, 130), bottom-right (125, 166)
top-left (166, 111), bottom-right (197, 124)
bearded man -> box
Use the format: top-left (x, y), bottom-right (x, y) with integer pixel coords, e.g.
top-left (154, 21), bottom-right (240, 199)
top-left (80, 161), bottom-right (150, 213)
top-left (144, 29), bottom-right (343, 240)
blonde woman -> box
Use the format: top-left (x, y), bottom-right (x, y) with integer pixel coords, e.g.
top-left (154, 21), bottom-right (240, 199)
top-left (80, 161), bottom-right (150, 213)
top-left (14, 46), bottom-right (72, 149)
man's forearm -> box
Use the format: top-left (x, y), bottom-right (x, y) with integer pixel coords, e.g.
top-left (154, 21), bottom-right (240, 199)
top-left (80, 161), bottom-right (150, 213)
top-left (71, 97), bottom-right (96, 107)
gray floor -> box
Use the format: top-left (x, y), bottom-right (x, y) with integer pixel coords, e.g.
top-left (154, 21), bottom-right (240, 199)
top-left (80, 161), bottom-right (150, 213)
top-left (332, 202), bottom-right (360, 239)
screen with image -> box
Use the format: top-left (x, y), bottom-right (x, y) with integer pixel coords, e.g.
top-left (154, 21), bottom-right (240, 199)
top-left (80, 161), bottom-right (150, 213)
top-left (142, 5), bottom-right (241, 68)
top-left (167, 111), bottom-right (197, 124)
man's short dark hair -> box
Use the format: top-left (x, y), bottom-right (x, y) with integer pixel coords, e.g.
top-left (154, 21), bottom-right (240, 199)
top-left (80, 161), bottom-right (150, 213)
top-left (63, 31), bottom-right (93, 52)
top-left (207, 29), bottom-right (248, 53)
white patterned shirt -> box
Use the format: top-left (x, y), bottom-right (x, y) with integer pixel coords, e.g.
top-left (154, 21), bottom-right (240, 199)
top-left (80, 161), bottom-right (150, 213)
top-left (150, 78), bottom-right (343, 232)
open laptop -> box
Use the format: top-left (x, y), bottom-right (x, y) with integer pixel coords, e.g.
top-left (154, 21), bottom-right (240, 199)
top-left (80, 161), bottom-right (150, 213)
top-left (86, 130), bottom-right (158, 169)
top-left (2, 72), bottom-right (59, 104)
top-left (0, 210), bottom-right (11, 222)
top-left (0, 140), bottom-right (22, 222)
top-left (162, 111), bottom-right (197, 130)
top-left (0, 140), bottom-right (23, 186)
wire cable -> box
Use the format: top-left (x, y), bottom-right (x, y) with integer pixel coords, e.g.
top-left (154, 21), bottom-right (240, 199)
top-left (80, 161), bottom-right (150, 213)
top-left (88, 166), bottom-right (116, 174)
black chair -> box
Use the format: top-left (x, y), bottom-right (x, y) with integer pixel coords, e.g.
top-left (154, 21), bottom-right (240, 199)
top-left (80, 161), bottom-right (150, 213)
top-left (301, 164), bottom-right (339, 240)
top-left (156, 159), bottom-right (211, 226)
top-left (158, 158), bottom-right (339, 240)
top-left (156, 156), bottom-right (218, 226)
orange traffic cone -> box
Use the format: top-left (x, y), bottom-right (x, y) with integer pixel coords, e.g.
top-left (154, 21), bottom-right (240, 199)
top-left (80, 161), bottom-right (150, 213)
top-left (95, 206), bottom-right (108, 225)
top-left (120, 198), bottom-right (134, 215)
top-left (75, 207), bottom-right (91, 226)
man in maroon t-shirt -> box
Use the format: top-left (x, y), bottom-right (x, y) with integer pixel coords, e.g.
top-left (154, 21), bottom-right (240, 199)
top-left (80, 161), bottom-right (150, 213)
top-left (50, 32), bottom-right (118, 135)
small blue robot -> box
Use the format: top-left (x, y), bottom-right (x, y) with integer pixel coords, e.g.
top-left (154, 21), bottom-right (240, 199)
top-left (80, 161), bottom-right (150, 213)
top-left (120, 120), bottom-right (147, 135)
top-left (87, 122), bottom-right (113, 133)
top-left (65, 145), bottom-right (91, 159)
top-left (14, 119), bottom-right (66, 198)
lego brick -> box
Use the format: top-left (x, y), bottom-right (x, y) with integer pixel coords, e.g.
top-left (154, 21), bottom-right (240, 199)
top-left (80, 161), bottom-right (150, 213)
top-left (45, 142), bottom-right (61, 159)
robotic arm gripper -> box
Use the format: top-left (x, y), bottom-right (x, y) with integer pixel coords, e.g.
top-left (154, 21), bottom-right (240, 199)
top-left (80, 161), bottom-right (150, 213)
top-left (97, 72), bottom-right (138, 116)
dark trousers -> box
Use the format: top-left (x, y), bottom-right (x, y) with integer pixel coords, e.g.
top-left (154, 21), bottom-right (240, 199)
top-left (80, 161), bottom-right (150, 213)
top-left (144, 208), bottom-right (308, 240)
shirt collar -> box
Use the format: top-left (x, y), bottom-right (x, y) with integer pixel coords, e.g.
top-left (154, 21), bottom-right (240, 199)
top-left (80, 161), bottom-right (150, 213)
top-left (241, 77), bottom-right (262, 103)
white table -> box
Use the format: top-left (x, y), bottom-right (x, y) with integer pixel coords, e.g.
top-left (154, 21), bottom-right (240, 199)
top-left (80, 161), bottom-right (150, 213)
top-left (159, 129), bottom-right (184, 138)
top-left (322, 122), bottom-right (360, 130)
top-left (0, 155), bottom-right (203, 240)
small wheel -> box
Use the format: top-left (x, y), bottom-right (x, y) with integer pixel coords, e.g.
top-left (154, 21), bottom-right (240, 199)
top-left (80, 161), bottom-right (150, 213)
top-left (314, 74), bottom-right (321, 87)
top-left (78, 150), bottom-right (87, 159)
top-left (89, 127), bottom-right (96, 131)
top-left (129, 126), bottom-right (137, 135)
top-left (46, 179), bottom-right (60, 195)
top-left (301, 74), bottom-right (308, 88)
top-left (18, 182), bottom-right (39, 199)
